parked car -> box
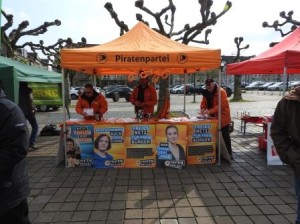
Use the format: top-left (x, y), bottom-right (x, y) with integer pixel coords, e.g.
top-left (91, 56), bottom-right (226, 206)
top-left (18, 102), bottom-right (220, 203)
top-left (70, 86), bottom-right (81, 100)
top-left (245, 81), bottom-right (265, 90)
top-left (36, 104), bottom-right (60, 112)
top-left (267, 82), bottom-right (284, 91)
top-left (258, 82), bottom-right (276, 90)
top-left (105, 85), bottom-right (133, 102)
top-left (169, 85), bottom-right (182, 93)
top-left (189, 84), bottom-right (204, 94)
top-left (289, 80), bottom-right (300, 89)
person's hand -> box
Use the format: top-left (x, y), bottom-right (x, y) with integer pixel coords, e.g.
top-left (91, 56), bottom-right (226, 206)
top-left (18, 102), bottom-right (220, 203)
top-left (201, 108), bottom-right (209, 115)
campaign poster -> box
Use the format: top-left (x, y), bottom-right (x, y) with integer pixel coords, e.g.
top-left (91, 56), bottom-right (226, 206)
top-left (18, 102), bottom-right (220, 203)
top-left (124, 123), bottom-right (156, 168)
top-left (93, 124), bottom-right (126, 168)
top-left (186, 120), bottom-right (217, 165)
top-left (66, 124), bottom-right (94, 167)
top-left (155, 123), bottom-right (187, 169)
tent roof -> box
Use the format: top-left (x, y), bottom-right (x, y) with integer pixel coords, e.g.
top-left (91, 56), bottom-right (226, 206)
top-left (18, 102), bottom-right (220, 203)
top-left (226, 27), bottom-right (300, 75)
top-left (0, 56), bottom-right (62, 83)
top-left (61, 22), bottom-right (221, 75)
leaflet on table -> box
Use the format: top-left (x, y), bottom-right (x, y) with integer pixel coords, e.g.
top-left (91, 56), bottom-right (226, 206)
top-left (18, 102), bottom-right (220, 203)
top-left (155, 123), bottom-right (187, 169)
top-left (66, 124), bottom-right (94, 167)
top-left (93, 124), bottom-right (126, 168)
top-left (186, 120), bottom-right (217, 164)
top-left (124, 123), bottom-right (156, 168)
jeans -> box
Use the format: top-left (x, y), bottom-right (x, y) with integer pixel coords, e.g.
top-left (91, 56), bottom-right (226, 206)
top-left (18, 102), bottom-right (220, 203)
top-left (221, 124), bottom-right (232, 156)
top-left (295, 177), bottom-right (300, 223)
top-left (26, 113), bottom-right (38, 146)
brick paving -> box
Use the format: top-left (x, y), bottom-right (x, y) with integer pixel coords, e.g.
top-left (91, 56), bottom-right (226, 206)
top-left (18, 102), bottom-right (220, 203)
top-left (26, 92), bottom-right (297, 223)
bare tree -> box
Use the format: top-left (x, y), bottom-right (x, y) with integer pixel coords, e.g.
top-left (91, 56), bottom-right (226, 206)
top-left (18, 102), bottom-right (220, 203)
top-left (262, 10), bottom-right (299, 47)
top-left (104, 0), bottom-right (232, 116)
top-left (1, 9), bottom-right (86, 73)
top-left (231, 37), bottom-right (249, 101)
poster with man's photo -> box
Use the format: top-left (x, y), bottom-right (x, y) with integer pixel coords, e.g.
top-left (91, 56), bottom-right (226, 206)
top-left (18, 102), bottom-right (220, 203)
top-left (155, 123), bottom-right (187, 169)
top-left (66, 124), bottom-right (94, 167)
top-left (93, 124), bottom-right (126, 168)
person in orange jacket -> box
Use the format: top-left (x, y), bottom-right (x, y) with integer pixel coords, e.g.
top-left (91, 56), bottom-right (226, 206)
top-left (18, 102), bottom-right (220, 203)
top-left (200, 78), bottom-right (233, 159)
top-left (130, 76), bottom-right (158, 118)
top-left (76, 84), bottom-right (108, 120)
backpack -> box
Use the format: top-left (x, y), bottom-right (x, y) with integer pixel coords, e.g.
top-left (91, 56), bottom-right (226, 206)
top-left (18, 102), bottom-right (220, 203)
top-left (40, 124), bottom-right (60, 136)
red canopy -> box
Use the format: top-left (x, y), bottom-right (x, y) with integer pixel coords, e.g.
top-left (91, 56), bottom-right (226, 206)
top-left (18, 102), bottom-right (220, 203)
top-left (226, 27), bottom-right (300, 75)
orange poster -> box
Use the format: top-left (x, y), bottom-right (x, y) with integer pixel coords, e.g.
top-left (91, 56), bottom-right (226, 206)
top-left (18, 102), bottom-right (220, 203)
top-left (155, 123), bottom-right (187, 169)
top-left (93, 124), bottom-right (126, 168)
top-left (186, 120), bottom-right (217, 164)
top-left (124, 123), bottom-right (156, 168)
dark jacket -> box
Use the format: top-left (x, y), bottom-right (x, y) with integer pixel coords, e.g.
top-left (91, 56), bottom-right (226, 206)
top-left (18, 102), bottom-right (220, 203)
top-left (271, 86), bottom-right (300, 177)
top-left (0, 90), bottom-right (30, 215)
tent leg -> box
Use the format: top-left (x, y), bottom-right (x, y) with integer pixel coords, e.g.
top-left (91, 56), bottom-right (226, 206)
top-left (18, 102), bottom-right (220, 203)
top-left (62, 69), bottom-right (67, 168)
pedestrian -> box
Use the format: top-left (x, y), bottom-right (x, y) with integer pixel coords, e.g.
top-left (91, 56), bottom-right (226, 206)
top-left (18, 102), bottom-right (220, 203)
top-left (0, 86), bottom-right (32, 224)
top-left (76, 84), bottom-right (108, 120)
top-left (200, 78), bottom-right (233, 159)
top-left (270, 85), bottom-right (300, 224)
top-left (130, 74), bottom-right (158, 119)
top-left (19, 82), bottom-right (39, 151)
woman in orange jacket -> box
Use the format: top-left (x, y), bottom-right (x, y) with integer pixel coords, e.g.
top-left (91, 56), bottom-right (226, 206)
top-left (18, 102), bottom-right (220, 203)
top-left (200, 78), bottom-right (232, 159)
top-left (76, 84), bottom-right (108, 120)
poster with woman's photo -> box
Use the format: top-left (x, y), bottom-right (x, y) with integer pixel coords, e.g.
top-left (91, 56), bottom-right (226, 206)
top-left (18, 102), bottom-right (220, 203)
top-left (67, 124), bottom-right (94, 167)
top-left (155, 123), bottom-right (187, 169)
top-left (186, 120), bottom-right (217, 164)
top-left (124, 123), bottom-right (156, 168)
top-left (93, 124), bottom-right (126, 168)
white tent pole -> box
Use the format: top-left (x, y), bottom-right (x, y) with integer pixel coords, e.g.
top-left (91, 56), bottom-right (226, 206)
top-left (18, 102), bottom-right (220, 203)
top-left (183, 73), bottom-right (186, 112)
top-left (62, 68), bottom-right (67, 167)
top-left (217, 69), bottom-right (222, 165)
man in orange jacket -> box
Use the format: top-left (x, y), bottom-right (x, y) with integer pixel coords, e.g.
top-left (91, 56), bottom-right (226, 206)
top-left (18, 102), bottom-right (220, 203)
top-left (130, 76), bottom-right (158, 118)
top-left (200, 78), bottom-right (233, 159)
top-left (76, 84), bottom-right (108, 120)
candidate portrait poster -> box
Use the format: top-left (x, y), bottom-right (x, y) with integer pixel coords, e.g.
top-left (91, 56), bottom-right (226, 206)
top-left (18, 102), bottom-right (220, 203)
top-left (186, 120), bottom-right (217, 164)
top-left (124, 123), bottom-right (156, 168)
top-left (67, 124), bottom-right (94, 167)
top-left (155, 123), bottom-right (187, 169)
top-left (94, 124), bottom-right (126, 168)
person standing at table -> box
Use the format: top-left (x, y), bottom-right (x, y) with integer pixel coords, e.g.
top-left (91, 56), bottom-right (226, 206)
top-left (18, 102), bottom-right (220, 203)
top-left (76, 84), bottom-right (108, 120)
top-left (19, 82), bottom-right (39, 151)
top-left (0, 86), bottom-right (32, 224)
top-left (270, 86), bottom-right (300, 224)
top-left (200, 78), bottom-right (233, 159)
top-left (130, 75), bottom-right (158, 118)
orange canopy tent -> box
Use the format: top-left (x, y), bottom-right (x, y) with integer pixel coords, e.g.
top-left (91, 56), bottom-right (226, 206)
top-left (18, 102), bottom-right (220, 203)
top-left (60, 22), bottom-right (221, 76)
top-left (59, 22), bottom-right (224, 165)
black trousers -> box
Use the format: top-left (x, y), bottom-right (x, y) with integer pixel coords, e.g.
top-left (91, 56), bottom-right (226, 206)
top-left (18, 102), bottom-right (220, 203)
top-left (0, 199), bottom-right (31, 224)
top-left (222, 124), bottom-right (232, 156)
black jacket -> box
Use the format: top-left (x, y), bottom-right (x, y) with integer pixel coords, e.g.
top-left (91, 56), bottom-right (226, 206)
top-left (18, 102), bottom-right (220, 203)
top-left (0, 90), bottom-right (30, 214)
top-left (271, 86), bottom-right (300, 177)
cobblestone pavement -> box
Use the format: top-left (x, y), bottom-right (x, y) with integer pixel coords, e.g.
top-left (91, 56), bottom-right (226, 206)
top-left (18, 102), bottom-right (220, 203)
top-left (27, 91), bottom-right (297, 224)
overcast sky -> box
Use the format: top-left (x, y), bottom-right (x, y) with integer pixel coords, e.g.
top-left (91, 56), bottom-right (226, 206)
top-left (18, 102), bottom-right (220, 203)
top-left (2, 0), bottom-right (299, 57)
